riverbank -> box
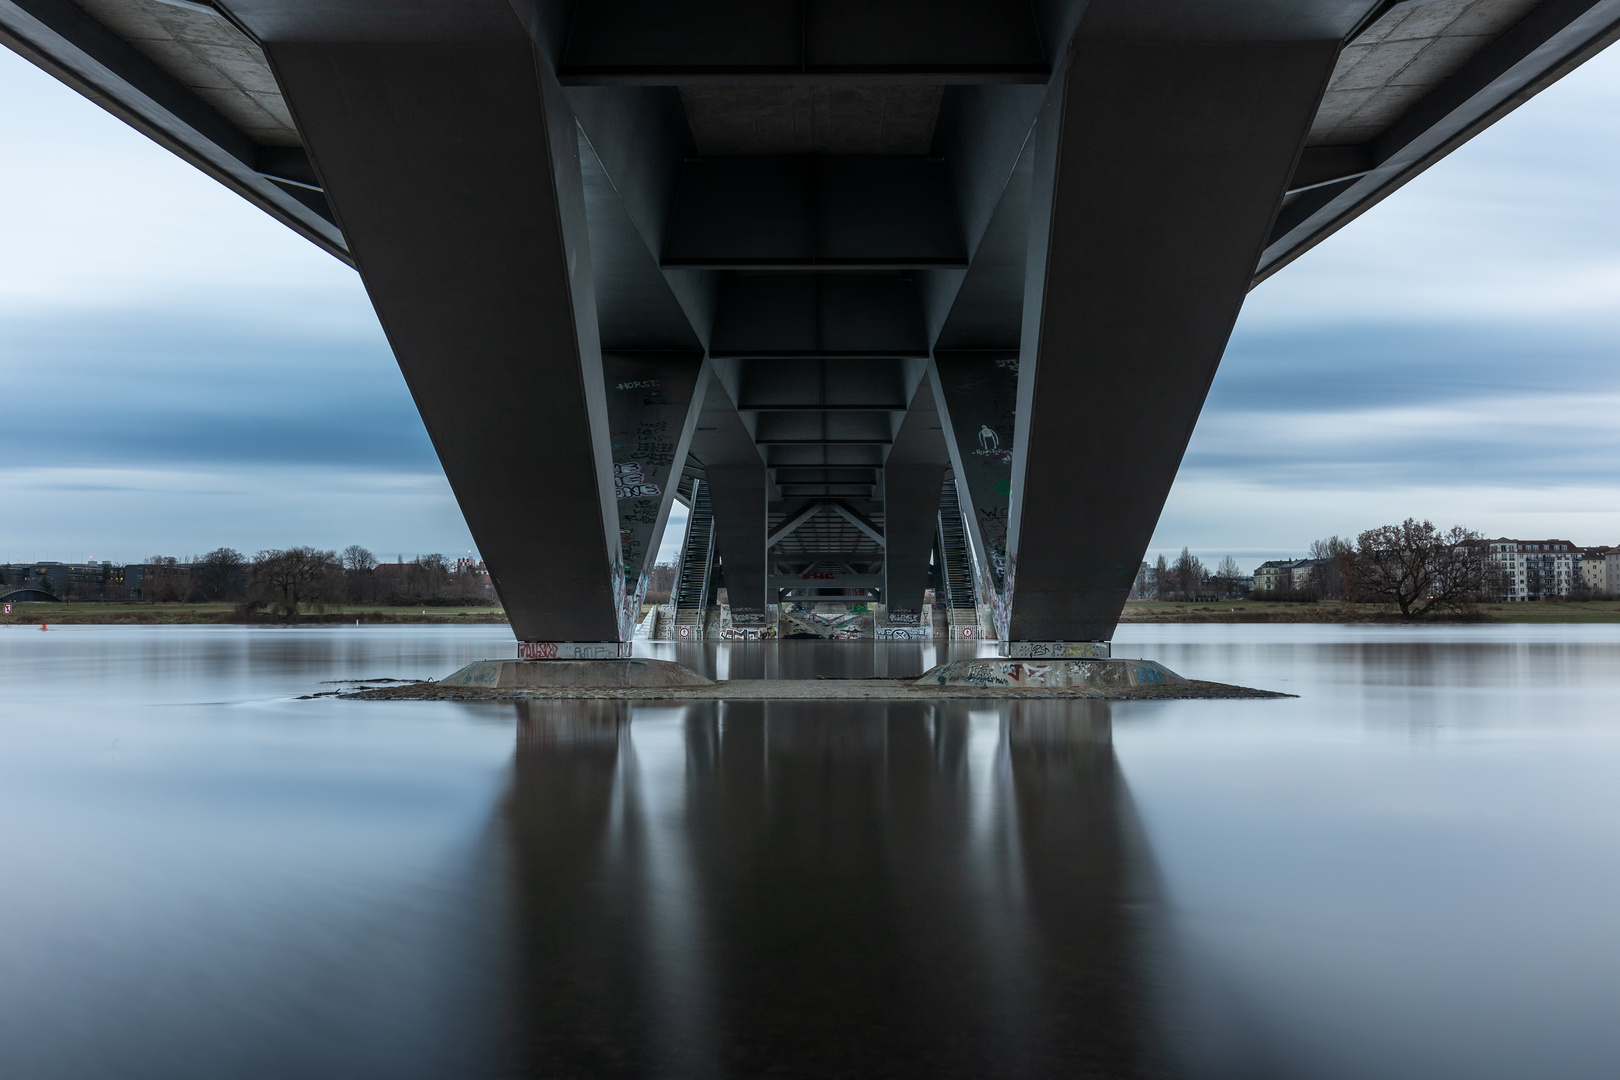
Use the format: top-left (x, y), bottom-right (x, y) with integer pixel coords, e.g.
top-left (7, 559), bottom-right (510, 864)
top-left (0, 602), bottom-right (508, 625)
top-left (1120, 599), bottom-right (1620, 623)
top-left (5, 599), bottom-right (1619, 625)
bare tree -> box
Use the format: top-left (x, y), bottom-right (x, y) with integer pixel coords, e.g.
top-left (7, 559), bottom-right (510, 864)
top-left (247, 548), bottom-right (341, 621)
top-left (196, 548), bottom-right (246, 601)
top-left (143, 555), bottom-right (186, 603)
top-left (1308, 536), bottom-right (1353, 599)
top-left (1153, 554), bottom-right (1170, 601)
top-left (645, 562), bottom-right (678, 604)
top-left (341, 545), bottom-right (378, 603)
top-left (1214, 555), bottom-right (1244, 598)
top-left (415, 553), bottom-right (451, 598)
top-left (1346, 520), bottom-right (1491, 618)
top-left (1172, 547), bottom-right (1206, 600)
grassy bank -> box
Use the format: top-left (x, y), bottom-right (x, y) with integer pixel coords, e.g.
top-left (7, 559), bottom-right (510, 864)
top-left (1121, 600), bottom-right (1620, 623)
top-left (7, 599), bottom-right (1619, 627)
top-left (0, 602), bottom-right (508, 626)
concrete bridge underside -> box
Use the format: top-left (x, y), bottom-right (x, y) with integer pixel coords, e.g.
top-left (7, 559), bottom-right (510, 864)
top-left (6, 0), bottom-right (1619, 648)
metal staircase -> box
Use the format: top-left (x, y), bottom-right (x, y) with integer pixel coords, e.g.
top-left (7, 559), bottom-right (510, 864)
top-left (673, 478), bottom-right (715, 633)
top-left (936, 478), bottom-right (977, 625)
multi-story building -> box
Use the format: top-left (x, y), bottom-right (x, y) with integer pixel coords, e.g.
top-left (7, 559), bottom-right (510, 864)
top-left (1289, 559), bottom-right (1322, 590)
top-left (1487, 539), bottom-right (1580, 600)
top-left (1579, 548), bottom-right (1612, 595)
top-left (1253, 559), bottom-right (1302, 593)
top-left (0, 562), bottom-right (186, 601)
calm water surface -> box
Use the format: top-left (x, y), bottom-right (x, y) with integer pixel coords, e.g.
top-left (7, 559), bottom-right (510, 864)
top-left (1, 623), bottom-right (1617, 1078)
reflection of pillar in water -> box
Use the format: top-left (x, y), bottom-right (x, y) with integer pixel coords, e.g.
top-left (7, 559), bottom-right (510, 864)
top-left (497, 698), bottom-right (1169, 1078)
top-left (503, 702), bottom-right (635, 1074)
top-left (504, 702), bottom-right (721, 1077)
top-left (1000, 700), bottom-right (1169, 1076)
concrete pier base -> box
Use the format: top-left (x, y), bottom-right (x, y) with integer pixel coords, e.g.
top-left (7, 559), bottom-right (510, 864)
top-left (441, 659), bottom-right (713, 690)
top-left (916, 658), bottom-right (1183, 690)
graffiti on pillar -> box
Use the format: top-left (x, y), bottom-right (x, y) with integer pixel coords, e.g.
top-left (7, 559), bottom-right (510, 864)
top-left (613, 460), bottom-right (661, 500)
top-left (604, 355), bottom-right (703, 638)
top-left (991, 550), bottom-right (1015, 641)
top-left (935, 353), bottom-right (1018, 607)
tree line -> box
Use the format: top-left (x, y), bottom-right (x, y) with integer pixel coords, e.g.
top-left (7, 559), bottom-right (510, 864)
top-left (138, 546), bottom-right (495, 618)
top-left (1138, 520), bottom-right (1505, 619)
top-left (1137, 550), bottom-right (1249, 602)
top-left (1255, 522), bottom-right (1497, 618)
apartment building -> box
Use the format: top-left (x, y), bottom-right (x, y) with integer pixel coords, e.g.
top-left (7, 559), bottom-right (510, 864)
top-left (1579, 549), bottom-right (1612, 594)
top-left (1252, 560), bottom-right (1299, 593)
top-left (1488, 539), bottom-right (1579, 600)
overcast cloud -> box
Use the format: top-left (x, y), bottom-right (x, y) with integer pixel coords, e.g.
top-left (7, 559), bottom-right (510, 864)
top-left (2, 40), bottom-right (1620, 573)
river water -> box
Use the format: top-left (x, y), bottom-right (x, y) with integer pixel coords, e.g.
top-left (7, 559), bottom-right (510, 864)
top-left (1, 624), bottom-right (1616, 1079)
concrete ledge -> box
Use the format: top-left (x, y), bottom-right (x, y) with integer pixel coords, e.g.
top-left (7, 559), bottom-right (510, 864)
top-left (440, 658), bottom-right (713, 689)
top-left (345, 663), bottom-right (1285, 702)
top-left (916, 658), bottom-right (1183, 690)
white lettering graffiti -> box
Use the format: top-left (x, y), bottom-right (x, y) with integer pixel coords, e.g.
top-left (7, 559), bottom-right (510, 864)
top-left (613, 461), bottom-right (661, 500)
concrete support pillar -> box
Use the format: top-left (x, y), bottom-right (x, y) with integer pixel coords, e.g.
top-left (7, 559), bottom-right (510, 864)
top-left (705, 463), bottom-right (768, 625)
top-left (267, 30), bottom-right (622, 643)
top-left (882, 375), bottom-right (950, 621)
top-left (929, 351), bottom-right (1019, 631)
top-left (881, 464), bottom-right (946, 618)
top-left (1001, 24), bottom-right (1341, 645)
top-left (602, 354), bottom-right (708, 638)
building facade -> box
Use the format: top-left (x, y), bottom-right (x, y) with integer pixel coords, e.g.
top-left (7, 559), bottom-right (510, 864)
top-left (1488, 539), bottom-right (1580, 600)
top-left (1578, 549), bottom-right (1611, 594)
top-left (1253, 560), bottom-right (1303, 593)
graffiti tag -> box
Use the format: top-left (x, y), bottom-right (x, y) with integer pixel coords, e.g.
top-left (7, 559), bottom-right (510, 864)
top-left (613, 461), bottom-right (662, 500)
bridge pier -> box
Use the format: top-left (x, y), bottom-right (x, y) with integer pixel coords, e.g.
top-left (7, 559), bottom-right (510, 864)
top-left (247, 0), bottom-right (1356, 659)
top-left (995, 14), bottom-right (1343, 650)
top-left (930, 352), bottom-right (1019, 638)
top-left (261, 7), bottom-right (713, 650)
top-left (881, 378), bottom-right (950, 627)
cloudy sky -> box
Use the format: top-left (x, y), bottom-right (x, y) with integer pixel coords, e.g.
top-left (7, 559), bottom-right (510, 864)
top-left (2, 43), bottom-right (1620, 573)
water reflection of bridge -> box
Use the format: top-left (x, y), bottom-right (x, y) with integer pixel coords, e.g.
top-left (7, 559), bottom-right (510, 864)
top-left (500, 700), bottom-right (1175, 1077)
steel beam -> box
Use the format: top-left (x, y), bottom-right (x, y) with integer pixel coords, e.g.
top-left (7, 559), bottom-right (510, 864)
top-left (662, 157), bottom-right (965, 269)
top-left (1259, 0), bottom-right (1620, 281)
top-left (771, 574), bottom-right (884, 589)
top-left (1002, 29), bottom-right (1341, 642)
top-left (709, 276), bottom-right (928, 359)
top-left (0, 0), bottom-right (345, 259)
top-left (930, 142), bottom-right (1035, 353)
top-left (266, 30), bottom-right (624, 642)
top-left (767, 500), bottom-right (827, 547)
top-left (738, 357), bottom-right (908, 412)
top-left (557, 0), bottom-right (1047, 83)
top-left (827, 502), bottom-right (885, 548)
